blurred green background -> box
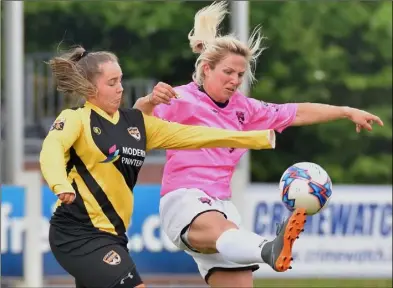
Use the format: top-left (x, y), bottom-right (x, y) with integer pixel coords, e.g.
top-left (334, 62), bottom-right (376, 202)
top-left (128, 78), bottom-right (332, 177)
top-left (21, 1), bottom-right (392, 185)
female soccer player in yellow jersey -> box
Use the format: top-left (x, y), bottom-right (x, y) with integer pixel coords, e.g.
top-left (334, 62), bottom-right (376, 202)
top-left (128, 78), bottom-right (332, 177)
top-left (39, 47), bottom-right (276, 288)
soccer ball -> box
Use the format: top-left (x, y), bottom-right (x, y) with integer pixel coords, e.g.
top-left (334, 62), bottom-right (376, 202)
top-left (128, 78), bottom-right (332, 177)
top-left (279, 162), bottom-right (333, 215)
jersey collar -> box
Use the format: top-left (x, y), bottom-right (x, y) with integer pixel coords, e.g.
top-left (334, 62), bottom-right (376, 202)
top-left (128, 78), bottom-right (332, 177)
top-left (85, 101), bottom-right (120, 124)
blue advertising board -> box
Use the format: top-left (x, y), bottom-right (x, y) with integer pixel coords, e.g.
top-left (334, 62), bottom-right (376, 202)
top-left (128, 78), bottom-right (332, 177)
top-left (4, 183), bottom-right (391, 278)
top-left (1, 185), bottom-right (198, 277)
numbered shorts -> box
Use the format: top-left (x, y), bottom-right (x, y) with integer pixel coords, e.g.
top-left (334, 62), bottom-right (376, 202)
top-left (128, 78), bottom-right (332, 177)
top-left (159, 188), bottom-right (259, 282)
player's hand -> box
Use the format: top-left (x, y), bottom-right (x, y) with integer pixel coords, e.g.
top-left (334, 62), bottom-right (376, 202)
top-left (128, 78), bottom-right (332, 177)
top-left (58, 192), bottom-right (75, 204)
top-left (148, 82), bottom-right (177, 105)
top-left (345, 107), bottom-right (384, 133)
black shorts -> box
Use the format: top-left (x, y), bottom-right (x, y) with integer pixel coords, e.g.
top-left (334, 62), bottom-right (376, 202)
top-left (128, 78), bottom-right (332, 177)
top-left (49, 224), bottom-right (143, 288)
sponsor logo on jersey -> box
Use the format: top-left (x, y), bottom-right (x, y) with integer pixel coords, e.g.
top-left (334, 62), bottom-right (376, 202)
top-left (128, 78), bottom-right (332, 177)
top-left (93, 126), bottom-right (101, 135)
top-left (100, 145), bottom-right (120, 163)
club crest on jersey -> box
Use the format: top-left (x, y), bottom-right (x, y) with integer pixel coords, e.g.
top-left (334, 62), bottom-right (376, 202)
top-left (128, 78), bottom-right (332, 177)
top-left (103, 250), bottom-right (121, 265)
top-left (198, 197), bottom-right (212, 206)
top-left (236, 111), bottom-right (245, 125)
top-left (127, 127), bottom-right (141, 141)
top-left (50, 117), bottom-right (65, 131)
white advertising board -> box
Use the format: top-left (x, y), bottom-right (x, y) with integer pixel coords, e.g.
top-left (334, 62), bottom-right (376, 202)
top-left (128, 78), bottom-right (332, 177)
top-left (242, 184), bottom-right (392, 278)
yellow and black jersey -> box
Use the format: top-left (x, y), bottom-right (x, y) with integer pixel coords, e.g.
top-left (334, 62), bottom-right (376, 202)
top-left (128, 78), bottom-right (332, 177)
top-left (40, 101), bottom-right (274, 238)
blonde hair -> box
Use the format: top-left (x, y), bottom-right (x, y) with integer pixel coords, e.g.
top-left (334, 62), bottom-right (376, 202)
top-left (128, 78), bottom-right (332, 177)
top-left (47, 46), bottom-right (118, 98)
top-left (188, 1), bottom-right (265, 86)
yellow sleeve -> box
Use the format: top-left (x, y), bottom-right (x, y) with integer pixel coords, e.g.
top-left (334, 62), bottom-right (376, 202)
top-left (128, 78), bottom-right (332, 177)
top-left (143, 113), bottom-right (275, 151)
top-left (39, 109), bottom-right (82, 195)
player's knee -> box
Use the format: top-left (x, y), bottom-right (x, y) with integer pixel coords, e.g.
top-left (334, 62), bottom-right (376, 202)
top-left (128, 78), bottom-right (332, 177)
top-left (187, 211), bottom-right (238, 252)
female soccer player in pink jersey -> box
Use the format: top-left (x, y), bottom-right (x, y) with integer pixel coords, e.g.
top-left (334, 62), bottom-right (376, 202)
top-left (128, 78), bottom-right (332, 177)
top-left (135, 2), bottom-right (383, 287)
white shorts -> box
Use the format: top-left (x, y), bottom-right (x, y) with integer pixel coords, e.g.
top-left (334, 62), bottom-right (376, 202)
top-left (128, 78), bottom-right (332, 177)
top-left (159, 188), bottom-right (259, 282)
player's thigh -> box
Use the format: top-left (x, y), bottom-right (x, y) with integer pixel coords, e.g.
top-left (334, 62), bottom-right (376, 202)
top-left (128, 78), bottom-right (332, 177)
top-left (187, 210), bottom-right (238, 253)
top-left (188, 196), bottom-right (243, 253)
top-left (208, 269), bottom-right (254, 288)
top-left (80, 245), bottom-right (143, 288)
top-left (53, 243), bottom-right (143, 288)
top-left (160, 188), bottom-right (238, 253)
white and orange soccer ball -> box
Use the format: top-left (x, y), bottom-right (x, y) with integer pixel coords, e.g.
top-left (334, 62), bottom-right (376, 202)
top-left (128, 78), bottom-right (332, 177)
top-left (279, 162), bottom-right (333, 216)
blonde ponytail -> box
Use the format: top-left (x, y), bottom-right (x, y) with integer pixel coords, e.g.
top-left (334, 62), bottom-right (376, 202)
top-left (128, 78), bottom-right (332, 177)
top-left (190, 2), bottom-right (266, 86)
top-left (247, 25), bottom-right (267, 78)
top-left (188, 1), bottom-right (228, 54)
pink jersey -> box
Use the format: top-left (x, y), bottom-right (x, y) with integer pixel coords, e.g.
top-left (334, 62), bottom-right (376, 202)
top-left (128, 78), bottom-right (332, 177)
top-left (153, 82), bottom-right (298, 199)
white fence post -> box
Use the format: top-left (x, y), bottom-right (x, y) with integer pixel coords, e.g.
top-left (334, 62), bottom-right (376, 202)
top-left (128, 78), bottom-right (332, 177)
top-left (17, 171), bottom-right (44, 287)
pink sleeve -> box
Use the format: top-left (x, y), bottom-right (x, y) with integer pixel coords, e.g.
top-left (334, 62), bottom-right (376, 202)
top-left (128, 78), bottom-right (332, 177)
top-left (153, 101), bottom-right (179, 122)
top-left (244, 98), bottom-right (298, 133)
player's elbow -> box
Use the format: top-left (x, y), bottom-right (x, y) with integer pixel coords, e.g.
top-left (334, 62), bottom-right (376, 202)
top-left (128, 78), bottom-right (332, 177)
top-left (39, 138), bottom-right (62, 170)
top-left (39, 142), bottom-right (51, 176)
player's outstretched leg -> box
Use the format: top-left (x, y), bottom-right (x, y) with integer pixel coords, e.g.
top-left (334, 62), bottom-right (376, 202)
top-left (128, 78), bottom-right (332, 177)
top-left (261, 208), bottom-right (307, 272)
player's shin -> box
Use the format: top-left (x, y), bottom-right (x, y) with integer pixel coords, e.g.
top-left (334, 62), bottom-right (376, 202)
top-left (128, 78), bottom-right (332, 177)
top-left (215, 228), bottom-right (268, 264)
